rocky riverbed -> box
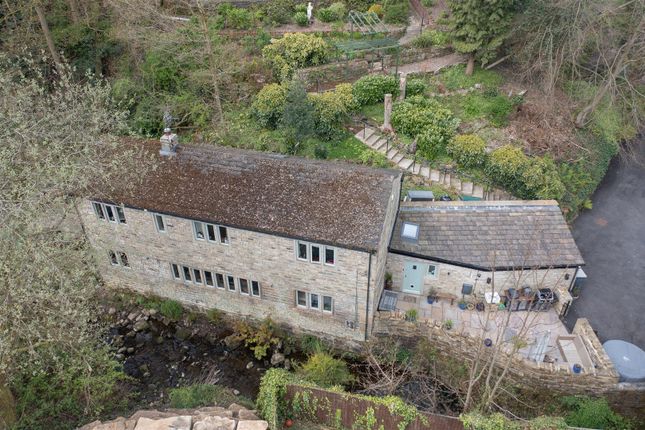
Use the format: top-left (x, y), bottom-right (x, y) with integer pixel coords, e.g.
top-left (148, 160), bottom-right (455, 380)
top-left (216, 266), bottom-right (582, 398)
top-left (100, 301), bottom-right (292, 409)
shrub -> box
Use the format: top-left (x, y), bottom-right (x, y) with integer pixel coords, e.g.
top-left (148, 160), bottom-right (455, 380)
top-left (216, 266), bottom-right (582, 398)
top-left (259, 0), bottom-right (297, 24)
top-left (207, 308), bottom-right (222, 323)
top-left (257, 369), bottom-right (297, 429)
top-left (318, 7), bottom-right (336, 22)
top-left (297, 352), bottom-right (353, 388)
top-left (368, 4), bottom-right (383, 17)
top-left (404, 309), bottom-right (418, 322)
top-left (160, 299), bottom-right (183, 320)
top-left (251, 83), bottom-right (288, 128)
top-left (383, 2), bottom-right (409, 24)
top-left (169, 384), bottom-right (253, 409)
top-left (282, 79), bottom-right (316, 144)
top-left (352, 74), bottom-right (399, 106)
top-left (318, 2), bottom-right (346, 22)
top-left (235, 317), bottom-right (282, 360)
top-left (216, 4), bottom-right (254, 29)
top-left (447, 134), bottom-right (487, 168)
top-left (314, 144), bottom-right (329, 159)
top-left (359, 148), bottom-right (389, 167)
top-left (485, 145), bottom-right (529, 191)
top-left (412, 29), bottom-right (450, 48)
top-left (391, 97), bottom-right (460, 159)
top-left (560, 396), bottom-right (632, 430)
top-left (300, 334), bottom-right (324, 355)
top-left (405, 78), bottom-right (427, 97)
top-left (262, 33), bottom-right (331, 82)
top-left (294, 11), bottom-right (309, 26)
top-left (310, 83), bottom-right (358, 139)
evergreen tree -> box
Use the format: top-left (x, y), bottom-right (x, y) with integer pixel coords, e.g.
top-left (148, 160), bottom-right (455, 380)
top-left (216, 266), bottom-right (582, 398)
top-left (448, 0), bottom-right (516, 75)
top-left (280, 79), bottom-right (316, 153)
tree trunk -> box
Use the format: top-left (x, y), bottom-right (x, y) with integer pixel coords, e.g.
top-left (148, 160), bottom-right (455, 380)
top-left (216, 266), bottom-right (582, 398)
top-left (198, 12), bottom-right (224, 125)
top-left (0, 381), bottom-right (16, 428)
top-left (34, 3), bottom-right (61, 66)
top-left (67, 0), bottom-right (81, 23)
top-left (465, 54), bottom-right (475, 76)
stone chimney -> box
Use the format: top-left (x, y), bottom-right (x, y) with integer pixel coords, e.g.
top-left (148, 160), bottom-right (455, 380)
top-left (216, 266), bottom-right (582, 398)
top-left (159, 127), bottom-right (178, 156)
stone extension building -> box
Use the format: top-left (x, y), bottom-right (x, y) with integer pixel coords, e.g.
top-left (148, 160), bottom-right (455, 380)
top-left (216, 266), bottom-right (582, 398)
top-left (79, 134), bottom-right (583, 343)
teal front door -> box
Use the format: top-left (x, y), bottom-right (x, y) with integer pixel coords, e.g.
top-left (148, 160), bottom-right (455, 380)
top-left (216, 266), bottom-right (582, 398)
top-left (403, 262), bottom-right (425, 294)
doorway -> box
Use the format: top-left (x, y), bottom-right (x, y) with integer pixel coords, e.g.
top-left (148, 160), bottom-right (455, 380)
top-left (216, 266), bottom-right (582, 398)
top-left (402, 261), bottom-right (425, 294)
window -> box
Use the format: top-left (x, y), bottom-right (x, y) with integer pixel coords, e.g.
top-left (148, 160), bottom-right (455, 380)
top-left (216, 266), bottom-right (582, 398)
top-left (239, 278), bottom-right (249, 295)
top-left (119, 252), bottom-right (130, 267)
top-left (193, 221), bottom-right (205, 240)
top-left (296, 290), bottom-right (307, 307)
top-left (171, 264), bottom-right (181, 280)
top-left (93, 202), bottom-right (105, 219)
top-left (309, 293), bottom-right (320, 310)
top-left (154, 214), bottom-right (166, 232)
top-left (116, 207), bottom-right (127, 224)
top-left (182, 266), bottom-right (192, 282)
top-left (227, 275), bottom-right (236, 291)
top-left (323, 295), bottom-right (333, 313)
top-left (193, 268), bottom-right (203, 284)
top-left (428, 264), bottom-right (438, 277)
top-left (251, 281), bottom-right (261, 297)
top-left (311, 245), bottom-right (321, 263)
top-left (297, 241), bottom-right (308, 261)
top-left (219, 226), bottom-right (229, 244)
top-left (401, 222), bottom-right (419, 241)
top-left (215, 273), bottom-right (225, 289)
top-left (324, 247), bottom-right (336, 266)
top-left (109, 250), bottom-right (118, 265)
top-left (207, 224), bottom-right (217, 242)
top-left (105, 205), bottom-right (116, 222)
top-left (204, 271), bottom-right (214, 287)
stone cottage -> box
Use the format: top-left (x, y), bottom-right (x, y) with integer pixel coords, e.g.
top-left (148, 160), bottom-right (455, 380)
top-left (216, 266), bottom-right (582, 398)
top-left (79, 134), bottom-right (583, 342)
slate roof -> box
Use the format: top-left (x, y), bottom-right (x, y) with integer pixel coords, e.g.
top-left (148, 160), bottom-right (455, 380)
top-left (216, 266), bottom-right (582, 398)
top-left (390, 201), bottom-right (584, 270)
top-left (99, 140), bottom-right (401, 252)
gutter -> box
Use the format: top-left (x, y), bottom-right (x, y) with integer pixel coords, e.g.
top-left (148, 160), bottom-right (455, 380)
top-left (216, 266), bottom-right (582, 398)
top-left (364, 252), bottom-right (372, 341)
top-left (388, 248), bottom-right (585, 272)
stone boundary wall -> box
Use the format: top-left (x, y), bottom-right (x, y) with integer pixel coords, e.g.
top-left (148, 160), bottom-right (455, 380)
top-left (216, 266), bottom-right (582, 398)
top-left (373, 313), bottom-right (622, 393)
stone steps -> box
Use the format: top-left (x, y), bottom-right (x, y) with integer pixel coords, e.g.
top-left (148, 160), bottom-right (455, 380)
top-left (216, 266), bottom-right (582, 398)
top-left (354, 126), bottom-right (512, 201)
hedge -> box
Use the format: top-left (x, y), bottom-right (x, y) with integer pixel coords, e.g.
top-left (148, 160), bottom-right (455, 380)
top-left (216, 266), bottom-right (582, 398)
top-left (262, 33), bottom-right (331, 82)
top-left (352, 74), bottom-right (399, 106)
top-left (251, 83), bottom-right (288, 128)
top-left (446, 134), bottom-right (487, 168)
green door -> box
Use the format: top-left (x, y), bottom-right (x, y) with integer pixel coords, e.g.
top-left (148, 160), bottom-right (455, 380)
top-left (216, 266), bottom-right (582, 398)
top-left (403, 261), bottom-right (425, 294)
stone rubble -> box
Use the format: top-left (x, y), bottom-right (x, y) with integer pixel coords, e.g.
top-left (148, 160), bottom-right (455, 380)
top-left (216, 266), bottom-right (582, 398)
top-left (78, 405), bottom-right (268, 430)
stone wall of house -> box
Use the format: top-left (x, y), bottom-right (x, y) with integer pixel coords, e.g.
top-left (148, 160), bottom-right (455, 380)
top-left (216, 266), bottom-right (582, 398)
top-left (366, 174), bottom-right (403, 338)
top-left (385, 252), bottom-right (576, 309)
top-left (79, 200), bottom-right (376, 342)
top-left (373, 314), bottom-right (621, 393)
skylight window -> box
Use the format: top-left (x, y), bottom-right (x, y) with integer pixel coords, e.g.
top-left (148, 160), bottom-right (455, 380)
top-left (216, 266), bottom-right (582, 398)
top-left (401, 222), bottom-right (419, 241)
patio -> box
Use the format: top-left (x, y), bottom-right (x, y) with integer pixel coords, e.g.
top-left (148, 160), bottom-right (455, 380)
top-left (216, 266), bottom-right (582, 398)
top-left (386, 291), bottom-right (591, 368)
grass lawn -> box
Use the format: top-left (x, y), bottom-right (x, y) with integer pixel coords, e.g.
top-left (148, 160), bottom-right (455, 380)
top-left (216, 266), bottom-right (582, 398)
top-left (289, 421), bottom-right (335, 430)
top-left (359, 103), bottom-right (385, 124)
top-left (325, 135), bottom-right (369, 161)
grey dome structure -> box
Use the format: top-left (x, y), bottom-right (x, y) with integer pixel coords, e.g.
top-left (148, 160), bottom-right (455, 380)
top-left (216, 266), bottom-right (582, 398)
top-left (603, 340), bottom-right (645, 382)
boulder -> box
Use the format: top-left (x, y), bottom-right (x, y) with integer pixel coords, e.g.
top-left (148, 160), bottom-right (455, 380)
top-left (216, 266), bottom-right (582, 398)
top-left (134, 416), bottom-right (191, 430)
top-left (245, 362), bottom-right (254, 370)
top-left (192, 416), bottom-right (236, 430)
top-left (127, 312), bottom-right (138, 321)
top-left (133, 320), bottom-right (150, 332)
top-left (236, 421), bottom-right (269, 430)
top-left (270, 352), bottom-right (285, 366)
top-left (223, 334), bottom-right (242, 350)
top-left (238, 409), bottom-right (260, 421)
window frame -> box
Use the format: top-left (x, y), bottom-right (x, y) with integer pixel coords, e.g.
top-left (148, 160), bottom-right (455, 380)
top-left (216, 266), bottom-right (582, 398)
top-left (427, 264), bottom-right (438, 278)
top-left (296, 241), bottom-right (308, 261)
top-left (182, 265), bottom-right (192, 283)
top-left (239, 278), bottom-right (250, 295)
top-left (251, 281), bottom-right (261, 297)
top-left (104, 204), bottom-right (117, 223)
top-left (108, 250), bottom-right (119, 266)
top-left (322, 295), bottom-right (333, 313)
top-left (171, 263), bottom-right (181, 280)
top-left (118, 252), bottom-right (130, 268)
top-left (226, 275), bottom-right (236, 292)
top-left (296, 290), bottom-right (307, 308)
top-left (324, 246), bottom-right (336, 266)
top-left (215, 273), bottom-right (225, 290)
top-left (310, 244), bottom-right (321, 263)
top-left (92, 202), bottom-right (105, 220)
top-left (193, 268), bottom-right (203, 285)
top-left (193, 221), bottom-right (206, 241)
top-left (204, 270), bottom-right (214, 287)
top-left (116, 206), bottom-right (127, 224)
top-left (218, 226), bottom-right (229, 245)
top-left (309, 293), bottom-right (320, 310)
top-left (154, 213), bottom-right (166, 233)
top-left (207, 224), bottom-right (217, 242)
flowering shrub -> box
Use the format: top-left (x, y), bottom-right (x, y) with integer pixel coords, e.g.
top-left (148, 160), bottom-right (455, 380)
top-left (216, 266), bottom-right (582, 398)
top-left (446, 134), bottom-right (487, 168)
top-left (310, 83), bottom-right (358, 139)
top-left (251, 83), bottom-right (288, 128)
top-left (262, 33), bottom-right (331, 82)
top-left (352, 74), bottom-right (399, 106)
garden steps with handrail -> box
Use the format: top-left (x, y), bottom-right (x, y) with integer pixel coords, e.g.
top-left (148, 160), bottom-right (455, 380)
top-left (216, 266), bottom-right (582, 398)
top-left (355, 124), bottom-right (514, 200)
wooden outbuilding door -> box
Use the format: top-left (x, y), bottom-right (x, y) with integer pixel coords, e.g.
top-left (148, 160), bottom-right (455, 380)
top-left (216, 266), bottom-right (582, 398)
top-left (402, 261), bottom-right (424, 294)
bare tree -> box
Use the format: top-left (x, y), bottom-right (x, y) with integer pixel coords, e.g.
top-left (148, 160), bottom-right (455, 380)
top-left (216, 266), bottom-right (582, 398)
top-left (33, 2), bottom-right (61, 65)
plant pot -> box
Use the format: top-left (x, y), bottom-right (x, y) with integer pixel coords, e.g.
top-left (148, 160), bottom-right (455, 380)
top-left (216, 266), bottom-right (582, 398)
top-left (285, 418), bottom-right (294, 427)
top-left (427, 296), bottom-right (435, 304)
top-left (458, 303), bottom-right (467, 310)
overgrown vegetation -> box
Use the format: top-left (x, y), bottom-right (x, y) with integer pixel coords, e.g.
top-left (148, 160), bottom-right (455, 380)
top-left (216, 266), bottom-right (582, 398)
top-left (169, 384), bottom-right (253, 409)
top-left (297, 352), bottom-right (354, 388)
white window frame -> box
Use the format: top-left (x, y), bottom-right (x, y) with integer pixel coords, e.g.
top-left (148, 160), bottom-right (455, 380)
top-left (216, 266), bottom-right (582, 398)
top-left (192, 220), bottom-right (229, 245)
top-left (154, 213), bottom-right (166, 233)
top-left (193, 221), bottom-right (206, 241)
top-left (296, 241), bottom-right (308, 261)
top-left (207, 224), bottom-right (217, 242)
top-left (171, 263), bottom-right (181, 280)
top-left (239, 278), bottom-right (250, 295)
top-left (204, 270), bottom-right (214, 287)
top-left (182, 265), bottom-right (192, 283)
top-left (310, 244), bottom-right (321, 263)
top-left (322, 295), bottom-right (333, 313)
top-left (296, 290), bottom-right (308, 308)
top-left (92, 201), bottom-right (126, 225)
top-left (226, 275), bottom-right (236, 292)
top-left (93, 202), bottom-right (105, 219)
top-left (324, 246), bottom-right (336, 266)
top-left (218, 226), bottom-right (230, 245)
top-left (116, 206), bottom-right (127, 224)
top-left (108, 250), bottom-right (119, 266)
top-left (427, 264), bottom-right (439, 278)
top-left (251, 280), bottom-right (261, 298)
top-left (118, 252), bottom-right (130, 268)
top-left (215, 273), bottom-right (225, 289)
top-left (193, 268), bottom-right (203, 285)
top-left (309, 293), bottom-right (320, 310)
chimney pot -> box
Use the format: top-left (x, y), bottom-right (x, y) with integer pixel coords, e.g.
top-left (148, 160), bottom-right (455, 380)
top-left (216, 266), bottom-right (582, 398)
top-left (160, 128), bottom-right (178, 156)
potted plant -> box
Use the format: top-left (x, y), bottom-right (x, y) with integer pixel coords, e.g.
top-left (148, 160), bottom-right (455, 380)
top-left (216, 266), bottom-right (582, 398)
top-left (458, 300), bottom-right (467, 310)
top-left (385, 272), bottom-right (393, 289)
top-left (443, 319), bottom-right (453, 330)
top-left (404, 309), bottom-right (418, 322)
top-left (426, 287), bottom-right (437, 304)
